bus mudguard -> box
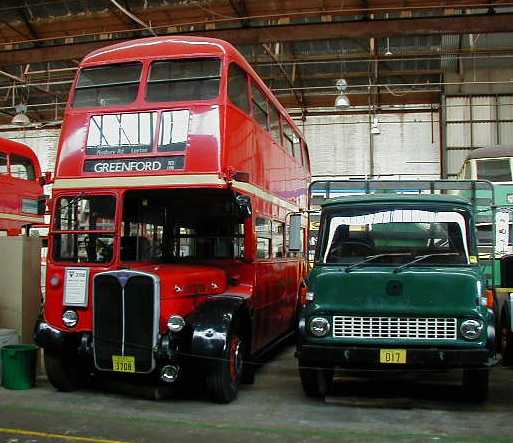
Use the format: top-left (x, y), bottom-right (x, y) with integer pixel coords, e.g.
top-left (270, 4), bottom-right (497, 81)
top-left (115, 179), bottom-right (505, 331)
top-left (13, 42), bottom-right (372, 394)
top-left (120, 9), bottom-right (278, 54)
top-left (187, 296), bottom-right (251, 370)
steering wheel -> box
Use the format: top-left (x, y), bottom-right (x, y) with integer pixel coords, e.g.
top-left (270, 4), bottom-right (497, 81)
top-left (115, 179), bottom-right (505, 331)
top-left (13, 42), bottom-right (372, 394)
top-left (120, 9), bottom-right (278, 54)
top-left (328, 241), bottom-right (374, 256)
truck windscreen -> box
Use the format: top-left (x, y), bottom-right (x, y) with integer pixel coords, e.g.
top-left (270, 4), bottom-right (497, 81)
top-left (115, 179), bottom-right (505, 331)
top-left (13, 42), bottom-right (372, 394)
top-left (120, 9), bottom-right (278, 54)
top-left (321, 207), bottom-right (470, 266)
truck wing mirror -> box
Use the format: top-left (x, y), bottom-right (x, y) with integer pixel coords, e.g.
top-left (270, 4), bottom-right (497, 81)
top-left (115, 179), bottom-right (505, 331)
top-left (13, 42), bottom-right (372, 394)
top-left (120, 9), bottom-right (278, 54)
top-left (289, 213), bottom-right (302, 252)
top-left (235, 195), bottom-right (252, 219)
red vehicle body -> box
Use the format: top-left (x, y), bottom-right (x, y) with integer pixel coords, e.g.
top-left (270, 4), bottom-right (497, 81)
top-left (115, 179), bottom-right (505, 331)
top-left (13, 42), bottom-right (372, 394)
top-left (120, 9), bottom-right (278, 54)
top-left (35, 36), bottom-right (311, 402)
top-left (0, 137), bottom-right (45, 235)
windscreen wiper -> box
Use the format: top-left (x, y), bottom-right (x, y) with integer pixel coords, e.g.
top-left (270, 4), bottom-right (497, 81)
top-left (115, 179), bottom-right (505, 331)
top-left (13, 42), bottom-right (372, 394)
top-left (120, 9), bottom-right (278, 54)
top-left (393, 252), bottom-right (460, 274)
top-left (344, 253), bottom-right (411, 273)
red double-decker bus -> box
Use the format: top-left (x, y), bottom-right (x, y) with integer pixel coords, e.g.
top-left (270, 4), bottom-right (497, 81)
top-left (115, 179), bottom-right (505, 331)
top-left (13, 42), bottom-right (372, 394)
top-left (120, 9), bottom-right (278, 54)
top-left (0, 137), bottom-right (45, 235)
top-left (35, 36), bottom-right (311, 403)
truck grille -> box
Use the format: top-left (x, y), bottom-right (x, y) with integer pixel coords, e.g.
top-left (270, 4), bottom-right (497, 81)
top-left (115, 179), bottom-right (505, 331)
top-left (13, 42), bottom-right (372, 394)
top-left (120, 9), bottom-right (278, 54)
top-left (332, 316), bottom-right (457, 340)
top-left (93, 271), bottom-right (159, 373)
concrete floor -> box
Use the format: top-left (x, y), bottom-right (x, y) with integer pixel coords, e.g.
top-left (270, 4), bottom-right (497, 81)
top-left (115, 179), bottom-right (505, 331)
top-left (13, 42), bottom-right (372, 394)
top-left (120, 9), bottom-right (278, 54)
top-left (1, 346), bottom-right (513, 443)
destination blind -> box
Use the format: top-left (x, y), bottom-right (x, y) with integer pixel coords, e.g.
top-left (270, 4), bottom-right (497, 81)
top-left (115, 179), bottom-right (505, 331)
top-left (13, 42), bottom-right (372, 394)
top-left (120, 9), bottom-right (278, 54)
top-left (84, 156), bottom-right (185, 173)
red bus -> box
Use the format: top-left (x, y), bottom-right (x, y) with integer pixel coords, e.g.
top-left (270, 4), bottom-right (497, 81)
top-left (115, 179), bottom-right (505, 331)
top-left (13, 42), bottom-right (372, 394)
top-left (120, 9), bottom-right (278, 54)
top-left (35, 36), bottom-right (311, 403)
top-left (0, 137), bottom-right (45, 235)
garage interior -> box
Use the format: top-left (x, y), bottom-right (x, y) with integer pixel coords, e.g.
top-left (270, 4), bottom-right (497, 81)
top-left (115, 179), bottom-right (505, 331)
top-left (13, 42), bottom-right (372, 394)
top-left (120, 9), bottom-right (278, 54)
top-left (1, 1), bottom-right (513, 442)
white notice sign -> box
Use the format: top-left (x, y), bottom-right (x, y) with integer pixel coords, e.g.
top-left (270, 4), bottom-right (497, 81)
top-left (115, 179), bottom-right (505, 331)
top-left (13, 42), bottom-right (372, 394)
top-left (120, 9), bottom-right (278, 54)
top-left (64, 268), bottom-right (89, 307)
top-left (495, 211), bottom-right (510, 255)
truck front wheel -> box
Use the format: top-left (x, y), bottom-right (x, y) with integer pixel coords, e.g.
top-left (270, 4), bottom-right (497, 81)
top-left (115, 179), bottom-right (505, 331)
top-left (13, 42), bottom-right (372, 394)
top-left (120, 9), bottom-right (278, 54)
top-left (205, 334), bottom-right (244, 403)
top-left (462, 368), bottom-right (489, 402)
top-left (298, 359), bottom-right (334, 397)
top-left (44, 351), bottom-right (86, 392)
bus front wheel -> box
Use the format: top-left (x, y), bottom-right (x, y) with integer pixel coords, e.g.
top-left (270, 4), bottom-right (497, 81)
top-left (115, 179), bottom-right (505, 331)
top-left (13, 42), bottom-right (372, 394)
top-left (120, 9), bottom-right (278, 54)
top-left (44, 351), bottom-right (86, 392)
top-left (205, 334), bottom-right (244, 403)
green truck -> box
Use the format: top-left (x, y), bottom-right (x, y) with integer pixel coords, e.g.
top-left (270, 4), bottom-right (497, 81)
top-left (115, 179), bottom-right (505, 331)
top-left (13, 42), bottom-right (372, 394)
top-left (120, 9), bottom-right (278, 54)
top-left (297, 180), bottom-right (500, 401)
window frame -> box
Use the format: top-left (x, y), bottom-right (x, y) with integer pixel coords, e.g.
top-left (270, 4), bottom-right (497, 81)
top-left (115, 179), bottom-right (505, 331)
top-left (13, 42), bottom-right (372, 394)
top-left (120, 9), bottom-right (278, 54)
top-left (9, 154), bottom-right (36, 181)
top-left (145, 57), bottom-right (222, 104)
top-left (255, 217), bottom-right (272, 260)
top-left (251, 82), bottom-right (269, 130)
top-left (51, 193), bottom-right (118, 266)
top-left (227, 62), bottom-right (250, 114)
top-left (72, 62), bottom-right (143, 109)
top-left (0, 151), bottom-right (7, 175)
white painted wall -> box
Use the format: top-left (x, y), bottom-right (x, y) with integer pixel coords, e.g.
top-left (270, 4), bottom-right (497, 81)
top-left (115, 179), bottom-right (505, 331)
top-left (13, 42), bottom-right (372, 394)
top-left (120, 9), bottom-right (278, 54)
top-left (297, 112), bottom-right (440, 180)
top-left (1, 113), bottom-right (441, 183)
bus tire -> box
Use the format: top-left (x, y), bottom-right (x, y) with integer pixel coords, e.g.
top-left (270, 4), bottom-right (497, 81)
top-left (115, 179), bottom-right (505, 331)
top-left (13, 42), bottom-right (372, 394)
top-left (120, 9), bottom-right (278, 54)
top-left (462, 368), bottom-right (489, 402)
top-left (205, 333), bottom-right (244, 403)
top-left (44, 351), bottom-right (85, 392)
top-left (298, 359), bottom-right (334, 398)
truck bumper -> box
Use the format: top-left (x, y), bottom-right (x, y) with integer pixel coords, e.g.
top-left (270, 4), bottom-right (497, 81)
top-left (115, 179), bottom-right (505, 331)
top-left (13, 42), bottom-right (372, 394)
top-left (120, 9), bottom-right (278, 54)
top-left (296, 344), bottom-right (492, 369)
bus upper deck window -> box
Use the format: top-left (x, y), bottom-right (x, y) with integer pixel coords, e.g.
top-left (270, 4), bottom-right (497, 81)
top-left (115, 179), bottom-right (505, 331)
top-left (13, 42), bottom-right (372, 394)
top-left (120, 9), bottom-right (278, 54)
top-left (476, 158), bottom-right (512, 182)
top-left (146, 58), bottom-right (221, 103)
top-left (73, 63), bottom-right (142, 108)
top-left (10, 155), bottom-right (35, 180)
top-left (0, 152), bottom-right (7, 174)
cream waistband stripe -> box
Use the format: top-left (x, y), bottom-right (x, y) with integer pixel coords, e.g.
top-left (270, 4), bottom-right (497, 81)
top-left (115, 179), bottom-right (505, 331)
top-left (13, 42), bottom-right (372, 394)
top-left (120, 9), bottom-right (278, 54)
top-left (0, 212), bottom-right (44, 223)
top-left (52, 175), bottom-right (302, 212)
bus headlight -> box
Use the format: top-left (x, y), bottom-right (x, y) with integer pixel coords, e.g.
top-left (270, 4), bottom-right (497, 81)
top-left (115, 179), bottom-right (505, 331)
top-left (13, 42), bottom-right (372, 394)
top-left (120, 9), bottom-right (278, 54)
top-left (309, 317), bottom-right (330, 337)
top-left (460, 319), bottom-right (484, 340)
top-left (62, 310), bottom-right (78, 328)
top-left (167, 315), bottom-right (185, 333)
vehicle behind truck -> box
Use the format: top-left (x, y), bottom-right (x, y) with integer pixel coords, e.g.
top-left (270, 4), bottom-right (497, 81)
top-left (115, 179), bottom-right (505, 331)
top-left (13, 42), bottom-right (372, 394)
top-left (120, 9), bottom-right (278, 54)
top-left (458, 147), bottom-right (513, 365)
top-left (297, 180), bottom-right (498, 401)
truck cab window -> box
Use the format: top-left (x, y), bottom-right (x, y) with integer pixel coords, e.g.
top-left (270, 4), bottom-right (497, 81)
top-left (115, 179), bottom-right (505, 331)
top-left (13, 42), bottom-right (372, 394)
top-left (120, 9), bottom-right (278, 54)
top-left (476, 158), bottom-right (512, 182)
top-left (73, 63), bottom-right (142, 108)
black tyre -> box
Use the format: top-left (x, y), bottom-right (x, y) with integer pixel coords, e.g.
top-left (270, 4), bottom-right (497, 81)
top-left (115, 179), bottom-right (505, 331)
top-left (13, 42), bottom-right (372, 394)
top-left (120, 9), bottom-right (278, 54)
top-left (44, 351), bottom-right (85, 392)
top-left (298, 359), bottom-right (334, 397)
top-left (205, 334), bottom-right (244, 403)
top-left (462, 368), bottom-right (489, 402)
top-left (500, 310), bottom-right (513, 366)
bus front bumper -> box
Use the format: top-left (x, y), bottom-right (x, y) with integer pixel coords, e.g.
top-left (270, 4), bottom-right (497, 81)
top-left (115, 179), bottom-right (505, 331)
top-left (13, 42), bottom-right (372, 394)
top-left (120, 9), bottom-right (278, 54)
top-left (295, 344), bottom-right (492, 369)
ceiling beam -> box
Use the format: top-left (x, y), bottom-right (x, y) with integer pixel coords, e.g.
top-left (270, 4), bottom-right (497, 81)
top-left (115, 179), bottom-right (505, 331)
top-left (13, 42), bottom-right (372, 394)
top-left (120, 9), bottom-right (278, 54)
top-left (277, 91), bottom-right (441, 108)
top-left (1, 12), bottom-right (513, 66)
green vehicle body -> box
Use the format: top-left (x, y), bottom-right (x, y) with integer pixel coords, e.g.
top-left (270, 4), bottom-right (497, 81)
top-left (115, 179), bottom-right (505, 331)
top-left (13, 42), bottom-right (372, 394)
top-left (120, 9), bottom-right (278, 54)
top-left (297, 183), bottom-right (496, 400)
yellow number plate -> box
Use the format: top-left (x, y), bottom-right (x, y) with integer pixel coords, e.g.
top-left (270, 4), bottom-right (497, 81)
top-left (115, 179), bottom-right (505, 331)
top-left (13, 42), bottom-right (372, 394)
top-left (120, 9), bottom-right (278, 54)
top-left (379, 349), bottom-right (407, 364)
top-left (112, 355), bottom-right (135, 373)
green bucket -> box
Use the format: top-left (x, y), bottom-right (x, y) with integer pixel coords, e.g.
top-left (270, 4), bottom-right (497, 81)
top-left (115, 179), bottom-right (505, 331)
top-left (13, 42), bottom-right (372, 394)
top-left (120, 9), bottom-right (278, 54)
top-left (1, 344), bottom-right (39, 390)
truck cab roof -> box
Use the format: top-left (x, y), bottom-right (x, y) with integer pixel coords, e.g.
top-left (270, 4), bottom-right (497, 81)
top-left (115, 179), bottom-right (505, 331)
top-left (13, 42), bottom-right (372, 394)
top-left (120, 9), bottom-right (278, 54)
top-left (320, 193), bottom-right (473, 208)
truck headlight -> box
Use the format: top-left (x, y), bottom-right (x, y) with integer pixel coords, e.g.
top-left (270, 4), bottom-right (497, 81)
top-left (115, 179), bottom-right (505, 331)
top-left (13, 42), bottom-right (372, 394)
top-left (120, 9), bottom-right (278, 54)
top-left (62, 310), bottom-right (78, 328)
top-left (460, 319), bottom-right (484, 340)
top-left (309, 317), bottom-right (330, 337)
top-left (167, 315), bottom-right (185, 333)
